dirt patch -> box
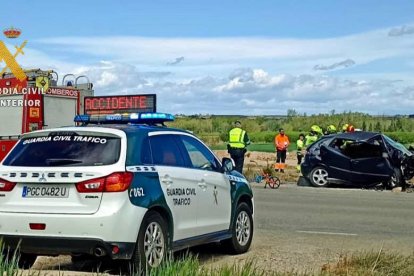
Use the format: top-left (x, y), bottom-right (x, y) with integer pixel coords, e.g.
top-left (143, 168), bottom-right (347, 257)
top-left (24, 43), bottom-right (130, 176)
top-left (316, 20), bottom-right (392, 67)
top-left (214, 150), bottom-right (301, 183)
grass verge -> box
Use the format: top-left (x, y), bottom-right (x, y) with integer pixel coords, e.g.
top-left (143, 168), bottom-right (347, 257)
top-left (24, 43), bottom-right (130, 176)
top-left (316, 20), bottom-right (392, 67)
top-left (0, 241), bottom-right (20, 276)
top-left (100, 250), bottom-right (414, 275)
top-left (321, 250), bottom-right (414, 276)
top-left (122, 250), bottom-right (414, 275)
top-left (143, 256), bottom-right (268, 276)
top-left (3, 244), bottom-right (414, 275)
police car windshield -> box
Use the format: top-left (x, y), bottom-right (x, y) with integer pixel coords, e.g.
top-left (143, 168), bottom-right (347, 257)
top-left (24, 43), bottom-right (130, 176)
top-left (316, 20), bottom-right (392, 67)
top-left (3, 134), bottom-right (121, 167)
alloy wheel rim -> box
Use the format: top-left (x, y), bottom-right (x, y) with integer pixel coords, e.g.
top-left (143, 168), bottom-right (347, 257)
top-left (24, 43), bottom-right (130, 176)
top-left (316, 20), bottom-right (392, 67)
top-left (144, 222), bottom-right (165, 267)
top-left (236, 210), bottom-right (251, 246)
top-left (313, 168), bottom-right (328, 186)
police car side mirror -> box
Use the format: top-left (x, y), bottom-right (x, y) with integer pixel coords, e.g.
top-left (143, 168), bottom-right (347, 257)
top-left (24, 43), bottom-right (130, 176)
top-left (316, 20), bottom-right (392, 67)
top-left (222, 157), bottom-right (234, 173)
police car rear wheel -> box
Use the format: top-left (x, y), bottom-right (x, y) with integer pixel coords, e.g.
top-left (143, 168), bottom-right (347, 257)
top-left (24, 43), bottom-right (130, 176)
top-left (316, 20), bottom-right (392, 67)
top-left (132, 211), bottom-right (168, 272)
top-left (224, 202), bottom-right (253, 254)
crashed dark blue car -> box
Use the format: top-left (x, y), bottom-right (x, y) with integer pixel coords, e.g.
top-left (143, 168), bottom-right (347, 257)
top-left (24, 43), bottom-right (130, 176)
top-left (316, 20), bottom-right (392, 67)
top-left (301, 131), bottom-right (414, 188)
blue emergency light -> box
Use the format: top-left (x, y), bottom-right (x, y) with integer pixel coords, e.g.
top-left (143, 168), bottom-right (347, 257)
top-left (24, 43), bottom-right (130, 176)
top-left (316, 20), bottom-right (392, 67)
top-left (74, 112), bottom-right (175, 125)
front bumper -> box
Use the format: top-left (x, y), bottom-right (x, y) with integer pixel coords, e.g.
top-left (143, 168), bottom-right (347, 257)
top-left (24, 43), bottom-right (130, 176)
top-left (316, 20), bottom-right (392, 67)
top-left (1, 235), bottom-right (135, 259)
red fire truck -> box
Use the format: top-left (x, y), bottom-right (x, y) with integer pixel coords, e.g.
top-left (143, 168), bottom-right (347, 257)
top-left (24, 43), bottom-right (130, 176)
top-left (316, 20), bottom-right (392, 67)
top-left (0, 69), bottom-right (94, 160)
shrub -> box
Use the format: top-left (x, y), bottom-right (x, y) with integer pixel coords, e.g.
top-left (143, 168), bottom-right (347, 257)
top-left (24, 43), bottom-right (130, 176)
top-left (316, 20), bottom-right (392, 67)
top-left (384, 132), bottom-right (414, 144)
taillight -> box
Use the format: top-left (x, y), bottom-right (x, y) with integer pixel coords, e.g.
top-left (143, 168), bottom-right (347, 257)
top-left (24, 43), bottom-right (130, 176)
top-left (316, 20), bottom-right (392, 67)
top-left (0, 178), bottom-right (16, 192)
top-left (76, 177), bottom-right (105, 193)
top-left (76, 172), bottom-right (133, 193)
top-left (105, 172), bottom-right (133, 192)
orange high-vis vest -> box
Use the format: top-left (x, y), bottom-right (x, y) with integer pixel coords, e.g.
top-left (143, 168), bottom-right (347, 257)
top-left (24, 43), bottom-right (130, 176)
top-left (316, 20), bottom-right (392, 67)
top-left (275, 134), bottom-right (290, 151)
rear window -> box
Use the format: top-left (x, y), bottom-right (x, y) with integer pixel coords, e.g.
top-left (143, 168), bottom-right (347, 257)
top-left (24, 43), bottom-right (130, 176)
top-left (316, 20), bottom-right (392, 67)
top-left (308, 137), bottom-right (332, 154)
top-left (3, 133), bottom-right (121, 167)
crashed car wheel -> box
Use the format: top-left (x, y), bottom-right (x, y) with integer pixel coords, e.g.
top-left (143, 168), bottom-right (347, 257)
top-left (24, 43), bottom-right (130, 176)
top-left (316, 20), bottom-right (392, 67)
top-left (387, 168), bottom-right (403, 189)
top-left (310, 166), bottom-right (329, 187)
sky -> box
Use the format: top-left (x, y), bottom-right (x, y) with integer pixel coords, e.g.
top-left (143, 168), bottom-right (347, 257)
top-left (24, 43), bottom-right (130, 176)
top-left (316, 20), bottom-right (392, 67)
top-left (1, 0), bottom-right (414, 115)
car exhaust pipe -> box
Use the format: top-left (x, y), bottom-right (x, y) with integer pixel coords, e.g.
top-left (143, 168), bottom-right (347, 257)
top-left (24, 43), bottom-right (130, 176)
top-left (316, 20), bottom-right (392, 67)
top-left (94, 247), bottom-right (106, 257)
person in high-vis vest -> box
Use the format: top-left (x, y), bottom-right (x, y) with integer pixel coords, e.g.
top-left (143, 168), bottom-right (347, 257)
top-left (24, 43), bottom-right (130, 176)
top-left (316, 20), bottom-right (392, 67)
top-left (305, 125), bottom-right (321, 147)
top-left (325, 124), bottom-right (337, 135)
top-left (227, 121), bottom-right (250, 174)
top-left (342, 123), bottom-right (350, 132)
top-left (274, 128), bottom-right (290, 173)
top-left (296, 133), bottom-right (305, 172)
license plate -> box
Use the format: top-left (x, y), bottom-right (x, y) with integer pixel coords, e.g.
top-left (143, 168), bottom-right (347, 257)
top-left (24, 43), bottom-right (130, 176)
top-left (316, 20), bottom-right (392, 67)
top-left (22, 185), bottom-right (69, 198)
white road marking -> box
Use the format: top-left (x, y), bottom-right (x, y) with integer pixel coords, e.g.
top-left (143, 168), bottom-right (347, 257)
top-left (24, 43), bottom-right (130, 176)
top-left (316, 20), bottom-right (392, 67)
top-left (296, 230), bottom-right (358, 236)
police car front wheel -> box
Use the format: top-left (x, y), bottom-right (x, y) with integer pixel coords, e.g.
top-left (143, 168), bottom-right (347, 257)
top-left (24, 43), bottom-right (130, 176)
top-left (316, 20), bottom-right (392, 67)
top-left (224, 202), bottom-right (253, 254)
top-left (132, 211), bottom-right (168, 271)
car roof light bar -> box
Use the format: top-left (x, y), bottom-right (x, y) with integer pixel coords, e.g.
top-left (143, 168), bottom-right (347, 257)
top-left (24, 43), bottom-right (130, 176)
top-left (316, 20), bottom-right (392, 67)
top-left (74, 112), bottom-right (175, 125)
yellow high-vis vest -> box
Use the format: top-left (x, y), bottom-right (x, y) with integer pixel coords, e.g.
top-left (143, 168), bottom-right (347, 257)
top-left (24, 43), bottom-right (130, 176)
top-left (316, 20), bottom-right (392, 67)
top-left (305, 134), bottom-right (318, 146)
top-left (297, 139), bottom-right (304, 150)
top-left (228, 128), bottom-right (246, 148)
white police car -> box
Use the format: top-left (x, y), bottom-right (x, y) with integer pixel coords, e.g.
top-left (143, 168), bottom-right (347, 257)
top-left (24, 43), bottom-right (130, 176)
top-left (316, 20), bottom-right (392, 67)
top-left (0, 112), bottom-right (254, 270)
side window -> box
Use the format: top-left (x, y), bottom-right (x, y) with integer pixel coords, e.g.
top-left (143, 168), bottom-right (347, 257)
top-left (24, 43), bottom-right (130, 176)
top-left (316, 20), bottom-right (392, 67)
top-left (329, 138), bottom-right (356, 157)
top-left (308, 138), bottom-right (329, 155)
top-left (329, 139), bottom-right (346, 151)
top-left (149, 135), bottom-right (185, 167)
top-left (341, 141), bottom-right (382, 159)
top-left (180, 135), bottom-right (220, 171)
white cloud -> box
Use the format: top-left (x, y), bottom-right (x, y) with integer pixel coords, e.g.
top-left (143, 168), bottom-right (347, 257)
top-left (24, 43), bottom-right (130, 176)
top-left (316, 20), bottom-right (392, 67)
top-left (5, 23), bottom-right (412, 115)
top-left (67, 62), bottom-right (411, 115)
top-left (96, 71), bottom-right (118, 87)
top-left (216, 69), bottom-right (293, 92)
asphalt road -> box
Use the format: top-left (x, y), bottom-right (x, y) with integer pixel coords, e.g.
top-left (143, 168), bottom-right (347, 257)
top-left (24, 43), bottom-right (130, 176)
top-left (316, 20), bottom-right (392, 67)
top-left (33, 184), bottom-right (414, 274)
top-left (246, 183), bottom-right (414, 272)
top-left (255, 184), bottom-right (414, 239)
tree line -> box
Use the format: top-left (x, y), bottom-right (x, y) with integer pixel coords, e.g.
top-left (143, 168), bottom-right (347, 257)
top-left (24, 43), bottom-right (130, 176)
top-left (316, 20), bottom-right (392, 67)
top-left (168, 112), bottom-right (414, 145)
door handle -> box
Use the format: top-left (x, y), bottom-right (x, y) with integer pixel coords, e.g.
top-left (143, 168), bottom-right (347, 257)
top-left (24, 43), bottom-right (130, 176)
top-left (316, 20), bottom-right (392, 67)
top-left (198, 179), bottom-right (207, 189)
top-left (161, 175), bottom-right (173, 185)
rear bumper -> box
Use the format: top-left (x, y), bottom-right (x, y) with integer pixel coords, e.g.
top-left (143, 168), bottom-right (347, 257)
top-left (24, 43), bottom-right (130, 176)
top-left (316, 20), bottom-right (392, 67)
top-left (0, 235), bottom-right (135, 260)
top-left (300, 162), bottom-right (312, 178)
top-left (0, 194), bottom-right (146, 259)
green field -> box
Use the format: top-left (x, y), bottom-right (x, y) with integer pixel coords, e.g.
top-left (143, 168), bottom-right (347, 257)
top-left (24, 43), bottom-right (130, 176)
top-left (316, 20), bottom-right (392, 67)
top-left (169, 113), bottom-right (414, 147)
